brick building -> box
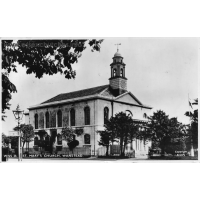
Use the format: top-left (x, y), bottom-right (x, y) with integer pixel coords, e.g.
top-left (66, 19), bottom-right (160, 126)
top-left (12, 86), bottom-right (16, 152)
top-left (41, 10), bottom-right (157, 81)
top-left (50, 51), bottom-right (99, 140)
top-left (25, 50), bottom-right (152, 157)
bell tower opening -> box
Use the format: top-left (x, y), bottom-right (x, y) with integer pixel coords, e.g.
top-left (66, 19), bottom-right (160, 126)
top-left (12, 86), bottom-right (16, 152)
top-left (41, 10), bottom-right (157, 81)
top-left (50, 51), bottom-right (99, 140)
top-left (109, 46), bottom-right (127, 96)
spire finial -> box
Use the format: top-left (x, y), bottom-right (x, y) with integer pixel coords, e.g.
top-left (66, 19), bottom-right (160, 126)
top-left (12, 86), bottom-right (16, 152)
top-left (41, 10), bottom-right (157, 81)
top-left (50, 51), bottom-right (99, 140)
top-left (115, 43), bottom-right (121, 52)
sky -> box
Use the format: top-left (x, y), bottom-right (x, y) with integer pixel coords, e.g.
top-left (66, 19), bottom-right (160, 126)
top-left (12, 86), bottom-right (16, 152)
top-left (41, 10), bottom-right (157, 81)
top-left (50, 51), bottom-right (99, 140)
top-left (2, 38), bottom-right (198, 135)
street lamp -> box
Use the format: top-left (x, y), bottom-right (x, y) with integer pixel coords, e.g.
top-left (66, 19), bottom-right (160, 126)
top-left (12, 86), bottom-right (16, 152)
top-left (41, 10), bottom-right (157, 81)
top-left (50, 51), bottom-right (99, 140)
top-left (13, 104), bottom-right (24, 161)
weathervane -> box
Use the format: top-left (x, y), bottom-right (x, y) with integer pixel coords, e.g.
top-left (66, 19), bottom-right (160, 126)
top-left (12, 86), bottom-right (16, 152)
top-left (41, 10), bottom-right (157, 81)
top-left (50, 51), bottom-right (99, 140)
top-left (115, 43), bottom-right (121, 51)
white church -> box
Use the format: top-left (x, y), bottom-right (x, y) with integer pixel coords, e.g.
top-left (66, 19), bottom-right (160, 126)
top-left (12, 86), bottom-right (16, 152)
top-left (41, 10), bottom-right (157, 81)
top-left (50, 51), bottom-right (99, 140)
top-left (25, 49), bottom-right (152, 157)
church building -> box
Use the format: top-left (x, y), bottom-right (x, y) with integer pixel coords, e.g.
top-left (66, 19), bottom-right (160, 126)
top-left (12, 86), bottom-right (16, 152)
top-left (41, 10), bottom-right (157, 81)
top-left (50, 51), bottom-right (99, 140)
top-left (25, 49), bottom-right (152, 157)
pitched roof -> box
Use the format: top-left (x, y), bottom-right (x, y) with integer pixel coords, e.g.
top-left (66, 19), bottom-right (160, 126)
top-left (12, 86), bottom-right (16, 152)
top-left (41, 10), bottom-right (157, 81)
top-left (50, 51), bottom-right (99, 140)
top-left (41, 85), bottom-right (109, 104)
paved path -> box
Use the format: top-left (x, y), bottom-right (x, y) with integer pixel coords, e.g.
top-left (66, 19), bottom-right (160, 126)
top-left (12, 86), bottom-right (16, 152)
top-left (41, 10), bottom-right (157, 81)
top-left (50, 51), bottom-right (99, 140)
top-left (4, 156), bottom-right (196, 163)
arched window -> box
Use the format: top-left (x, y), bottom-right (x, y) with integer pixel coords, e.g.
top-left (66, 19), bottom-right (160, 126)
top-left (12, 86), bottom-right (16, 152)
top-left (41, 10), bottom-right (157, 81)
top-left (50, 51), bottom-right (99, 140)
top-left (57, 110), bottom-right (62, 127)
top-left (125, 110), bottom-right (133, 117)
top-left (84, 107), bottom-right (90, 125)
top-left (34, 136), bottom-right (38, 145)
top-left (45, 112), bottom-right (49, 128)
top-left (143, 113), bottom-right (147, 119)
top-left (84, 134), bottom-right (90, 144)
top-left (57, 134), bottom-right (62, 145)
top-left (104, 107), bottom-right (109, 124)
top-left (35, 114), bottom-right (38, 129)
top-left (70, 108), bottom-right (75, 126)
top-left (113, 69), bottom-right (116, 77)
top-left (39, 112), bottom-right (44, 129)
top-left (120, 68), bottom-right (123, 77)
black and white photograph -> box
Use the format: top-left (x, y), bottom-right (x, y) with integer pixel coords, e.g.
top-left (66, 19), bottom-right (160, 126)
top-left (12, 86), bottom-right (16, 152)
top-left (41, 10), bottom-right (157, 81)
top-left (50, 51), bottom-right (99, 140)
top-left (1, 38), bottom-right (198, 162)
top-left (1, 2), bottom-right (200, 200)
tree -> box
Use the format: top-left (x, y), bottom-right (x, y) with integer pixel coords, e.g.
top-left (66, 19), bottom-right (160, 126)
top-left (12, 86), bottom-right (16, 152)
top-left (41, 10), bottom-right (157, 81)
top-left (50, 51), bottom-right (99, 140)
top-left (144, 110), bottom-right (187, 154)
top-left (13, 124), bottom-right (35, 153)
top-left (2, 133), bottom-right (18, 151)
top-left (2, 39), bottom-right (103, 120)
top-left (2, 133), bottom-right (10, 147)
top-left (2, 72), bottom-right (17, 120)
top-left (97, 128), bottom-right (117, 157)
top-left (114, 112), bottom-right (139, 156)
top-left (185, 98), bottom-right (198, 150)
top-left (97, 116), bottom-right (118, 156)
top-left (13, 123), bottom-right (26, 131)
top-left (130, 121), bottom-right (144, 150)
top-left (20, 124), bottom-right (35, 153)
top-left (98, 112), bottom-right (139, 157)
top-left (61, 126), bottom-right (84, 153)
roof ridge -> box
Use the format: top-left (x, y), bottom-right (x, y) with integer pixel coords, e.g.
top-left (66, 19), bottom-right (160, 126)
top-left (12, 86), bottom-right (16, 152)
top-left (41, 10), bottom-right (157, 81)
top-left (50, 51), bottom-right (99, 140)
top-left (59, 84), bottom-right (109, 96)
top-left (41, 84), bottom-right (109, 104)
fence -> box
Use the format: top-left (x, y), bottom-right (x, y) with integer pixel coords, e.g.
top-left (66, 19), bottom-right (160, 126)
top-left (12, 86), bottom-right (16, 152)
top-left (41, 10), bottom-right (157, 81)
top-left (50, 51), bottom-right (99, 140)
top-left (97, 145), bottom-right (135, 158)
top-left (23, 146), bottom-right (91, 157)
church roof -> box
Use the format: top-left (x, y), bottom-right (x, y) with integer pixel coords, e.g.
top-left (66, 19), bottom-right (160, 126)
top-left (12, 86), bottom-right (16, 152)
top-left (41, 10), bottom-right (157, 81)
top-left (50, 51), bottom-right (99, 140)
top-left (41, 85), bottom-right (109, 104)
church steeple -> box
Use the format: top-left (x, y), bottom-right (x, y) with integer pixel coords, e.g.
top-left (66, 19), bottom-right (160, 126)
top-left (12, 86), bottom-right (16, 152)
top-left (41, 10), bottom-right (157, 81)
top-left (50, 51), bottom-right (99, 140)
top-left (109, 47), bottom-right (127, 96)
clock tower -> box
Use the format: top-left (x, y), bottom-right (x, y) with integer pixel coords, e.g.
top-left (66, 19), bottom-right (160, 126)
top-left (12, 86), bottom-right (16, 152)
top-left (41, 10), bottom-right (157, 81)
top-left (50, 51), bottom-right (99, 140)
top-left (109, 49), bottom-right (127, 96)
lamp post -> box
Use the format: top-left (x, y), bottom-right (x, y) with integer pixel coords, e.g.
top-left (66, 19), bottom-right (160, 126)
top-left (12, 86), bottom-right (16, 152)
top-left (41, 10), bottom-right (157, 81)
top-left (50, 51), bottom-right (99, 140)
top-left (13, 105), bottom-right (24, 161)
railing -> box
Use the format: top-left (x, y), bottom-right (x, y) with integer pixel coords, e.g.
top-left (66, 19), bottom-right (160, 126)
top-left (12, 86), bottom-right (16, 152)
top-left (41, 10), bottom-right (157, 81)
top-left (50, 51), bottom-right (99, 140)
top-left (26, 146), bottom-right (91, 156)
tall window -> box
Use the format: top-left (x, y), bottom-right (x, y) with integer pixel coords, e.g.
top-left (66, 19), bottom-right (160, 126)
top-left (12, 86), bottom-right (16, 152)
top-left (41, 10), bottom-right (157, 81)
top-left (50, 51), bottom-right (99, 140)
top-left (104, 107), bottom-right (109, 124)
top-left (70, 108), bottom-right (75, 126)
top-left (57, 134), bottom-right (62, 145)
top-left (39, 112), bottom-right (44, 129)
top-left (35, 114), bottom-right (38, 129)
top-left (34, 136), bottom-right (38, 145)
top-left (113, 69), bottom-right (116, 77)
top-left (84, 134), bottom-right (90, 144)
top-left (45, 112), bottom-right (49, 128)
top-left (120, 68), bottom-right (123, 77)
top-left (57, 110), bottom-right (62, 127)
top-left (84, 107), bottom-right (90, 125)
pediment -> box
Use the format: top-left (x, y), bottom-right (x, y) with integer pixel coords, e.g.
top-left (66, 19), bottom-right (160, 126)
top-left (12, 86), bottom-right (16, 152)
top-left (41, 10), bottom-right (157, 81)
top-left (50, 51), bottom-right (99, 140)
top-left (115, 92), bottom-right (142, 105)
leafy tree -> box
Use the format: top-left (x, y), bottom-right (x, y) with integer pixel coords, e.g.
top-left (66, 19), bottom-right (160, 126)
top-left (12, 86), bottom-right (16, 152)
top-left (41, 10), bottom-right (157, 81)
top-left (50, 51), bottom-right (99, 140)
top-left (2, 72), bottom-right (17, 120)
top-left (131, 121), bottom-right (145, 146)
top-left (98, 112), bottom-right (139, 157)
top-left (13, 123), bottom-right (26, 131)
top-left (144, 110), bottom-right (187, 154)
top-left (61, 126), bottom-right (84, 153)
top-left (2, 133), bottom-right (10, 147)
top-left (114, 112), bottom-right (135, 156)
top-left (98, 131), bottom-right (110, 156)
top-left (97, 116), bottom-right (118, 156)
top-left (97, 128), bottom-right (117, 157)
top-left (185, 98), bottom-right (198, 150)
top-left (2, 133), bottom-right (18, 151)
top-left (13, 124), bottom-right (35, 153)
top-left (2, 39), bottom-right (103, 120)
top-left (20, 124), bottom-right (35, 152)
